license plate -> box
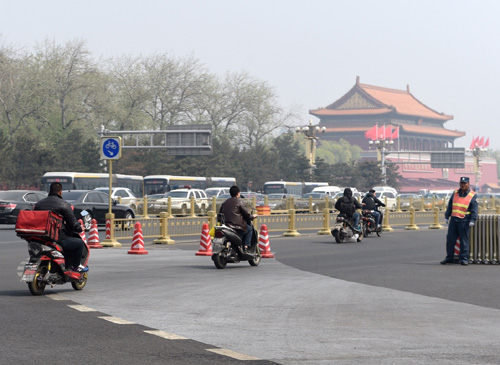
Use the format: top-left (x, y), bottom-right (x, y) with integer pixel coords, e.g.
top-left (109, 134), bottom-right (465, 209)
top-left (21, 263), bottom-right (38, 282)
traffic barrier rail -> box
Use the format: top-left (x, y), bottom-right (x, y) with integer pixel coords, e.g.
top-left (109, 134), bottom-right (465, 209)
top-left (109, 207), bottom-right (500, 246)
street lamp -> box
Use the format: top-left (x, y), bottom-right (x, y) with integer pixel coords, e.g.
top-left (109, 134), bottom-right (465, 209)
top-left (369, 138), bottom-right (394, 185)
top-left (295, 119), bottom-right (326, 180)
top-left (466, 143), bottom-right (488, 188)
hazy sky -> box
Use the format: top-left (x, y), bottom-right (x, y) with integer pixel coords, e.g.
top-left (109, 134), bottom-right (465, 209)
top-left (1, 0), bottom-right (499, 149)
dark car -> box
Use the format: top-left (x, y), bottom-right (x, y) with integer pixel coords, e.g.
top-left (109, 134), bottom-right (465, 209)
top-left (0, 190), bottom-right (48, 224)
top-left (62, 190), bottom-right (135, 230)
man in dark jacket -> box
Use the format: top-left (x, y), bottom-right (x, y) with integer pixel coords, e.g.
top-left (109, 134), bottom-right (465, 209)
top-left (362, 189), bottom-right (386, 228)
top-left (441, 176), bottom-right (478, 266)
top-left (335, 188), bottom-right (363, 231)
top-left (35, 182), bottom-right (88, 273)
top-left (220, 185), bottom-right (255, 251)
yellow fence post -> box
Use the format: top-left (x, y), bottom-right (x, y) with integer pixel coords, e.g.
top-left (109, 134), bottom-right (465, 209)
top-left (101, 213), bottom-right (121, 247)
top-left (143, 196), bottom-right (149, 218)
top-left (211, 196), bottom-right (217, 213)
top-left (317, 207), bottom-right (331, 235)
top-left (429, 207), bottom-right (443, 229)
top-left (405, 207), bottom-right (420, 230)
top-left (283, 209), bottom-right (300, 237)
top-left (153, 212), bottom-right (175, 244)
top-left (382, 207), bottom-right (394, 232)
top-left (167, 196), bottom-right (172, 217)
top-left (395, 196), bottom-right (402, 212)
top-left (190, 196), bottom-right (196, 217)
top-left (207, 210), bottom-right (216, 230)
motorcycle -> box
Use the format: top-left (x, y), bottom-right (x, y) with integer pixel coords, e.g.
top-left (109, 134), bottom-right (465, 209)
top-left (331, 213), bottom-right (363, 243)
top-left (211, 213), bottom-right (261, 269)
top-left (361, 209), bottom-right (382, 237)
top-left (16, 210), bottom-right (89, 296)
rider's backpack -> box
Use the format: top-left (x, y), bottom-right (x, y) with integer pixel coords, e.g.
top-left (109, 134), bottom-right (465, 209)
top-left (339, 197), bottom-right (355, 216)
top-left (15, 210), bottom-right (63, 242)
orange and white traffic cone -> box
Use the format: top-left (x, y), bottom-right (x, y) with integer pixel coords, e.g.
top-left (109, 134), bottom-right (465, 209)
top-left (258, 224), bottom-right (274, 258)
top-left (78, 219), bottom-right (87, 243)
top-left (195, 222), bottom-right (213, 256)
top-left (454, 237), bottom-right (460, 257)
top-left (128, 222), bottom-right (148, 254)
top-left (105, 219), bottom-right (111, 240)
top-left (87, 219), bottom-right (103, 249)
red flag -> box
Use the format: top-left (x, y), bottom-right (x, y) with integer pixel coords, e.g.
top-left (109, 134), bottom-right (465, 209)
top-left (484, 137), bottom-right (490, 148)
top-left (364, 125), bottom-right (377, 140)
top-left (391, 126), bottom-right (399, 140)
top-left (385, 125), bottom-right (392, 140)
top-left (478, 136), bottom-right (485, 148)
top-left (469, 136), bottom-right (476, 150)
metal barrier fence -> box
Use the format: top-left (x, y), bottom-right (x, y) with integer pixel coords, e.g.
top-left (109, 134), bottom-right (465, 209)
top-left (470, 214), bottom-right (500, 264)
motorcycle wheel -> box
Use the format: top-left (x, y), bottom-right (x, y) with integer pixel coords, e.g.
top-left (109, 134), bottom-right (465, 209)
top-left (28, 264), bottom-right (48, 296)
top-left (213, 252), bottom-right (227, 269)
top-left (376, 226), bottom-right (382, 237)
top-left (71, 272), bottom-right (88, 290)
top-left (363, 223), bottom-right (369, 237)
top-left (248, 246), bottom-right (262, 267)
top-left (333, 230), bottom-right (344, 243)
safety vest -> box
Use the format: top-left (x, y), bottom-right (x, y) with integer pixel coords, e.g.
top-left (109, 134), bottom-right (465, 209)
top-left (451, 189), bottom-right (475, 219)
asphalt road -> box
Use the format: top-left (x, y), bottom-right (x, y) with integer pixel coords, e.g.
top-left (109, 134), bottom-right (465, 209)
top-left (2, 225), bottom-right (500, 364)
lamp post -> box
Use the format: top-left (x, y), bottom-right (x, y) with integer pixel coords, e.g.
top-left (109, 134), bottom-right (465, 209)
top-left (369, 138), bottom-right (394, 185)
top-left (295, 119), bottom-right (326, 180)
top-left (466, 144), bottom-right (488, 188)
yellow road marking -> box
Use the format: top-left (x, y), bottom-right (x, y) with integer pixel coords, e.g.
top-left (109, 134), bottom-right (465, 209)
top-left (144, 330), bottom-right (187, 340)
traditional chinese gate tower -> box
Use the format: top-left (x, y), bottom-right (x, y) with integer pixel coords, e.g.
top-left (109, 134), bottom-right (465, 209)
top-left (309, 77), bottom-right (498, 192)
top-left (309, 76), bottom-right (465, 151)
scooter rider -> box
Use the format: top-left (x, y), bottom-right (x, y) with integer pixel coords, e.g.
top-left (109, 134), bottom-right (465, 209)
top-left (34, 182), bottom-right (89, 274)
top-left (219, 185), bottom-right (256, 252)
top-left (335, 188), bottom-right (363, 232)
top-left (362, 189), bottom-right (386, 228)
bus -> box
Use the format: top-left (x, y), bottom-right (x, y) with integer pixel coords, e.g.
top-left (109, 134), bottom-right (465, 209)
top-left (143, 175), bottom-right (236, 195)
top-left (41, 172), bottom-right (144, 198)
top-left (263, 181), bottom-right (329, 196)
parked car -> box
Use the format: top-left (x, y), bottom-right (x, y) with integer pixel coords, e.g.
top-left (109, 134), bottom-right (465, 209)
top-left (94, 187), bottom-right (138, 210)
top-left (377, 191), bottom-right (398, 211)
top-left (398, 193), bottom-right (430, 211)
top-left (0, 190), bottom-right (48, 224)
top-left (61, 190), bottom-right (135, 230)
top-left (295, 192), bottom-right (333, 213)
top-left (205, 187), bottom-right (230, 198)
top-left (475, 193), bottom-right (500, 210)
top-left (150, 188), bottom-right (209, 216)
top-left (266, 193), bottom-right (299, 211)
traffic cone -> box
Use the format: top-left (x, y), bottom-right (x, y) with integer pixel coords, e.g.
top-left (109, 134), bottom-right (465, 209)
top-left (87, 219), bottom-right (103, 249)
top-left (105, 219), bottom-right (111, 240)
top-left (195, 222), bottom-right (212, 256)
top-left (258, 224), bottom-right (274, 258)
top-left (78, 219), bottom-right (87, 243)
top-left (128, 222), bottom-right (148, 254)
top-left (454, 237), bottom-right (460, 256)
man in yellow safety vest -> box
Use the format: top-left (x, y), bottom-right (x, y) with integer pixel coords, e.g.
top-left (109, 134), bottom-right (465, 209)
top-left (441, 176), bottom-right (478, 266)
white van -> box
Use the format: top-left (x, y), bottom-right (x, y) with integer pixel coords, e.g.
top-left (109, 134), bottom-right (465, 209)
top-left (311, 186), bottom-right (341, 197)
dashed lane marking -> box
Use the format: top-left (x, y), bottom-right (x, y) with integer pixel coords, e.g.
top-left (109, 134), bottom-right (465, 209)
top-left (207, 348), bottom-right (260, 361)
top-left (144, 330), bottom-right (187, 340)
top-left (98, 316), bottom-right (135, 324)
top-left (47, 293), bottom-right (69, 301)
top-left (68, 304), bottom-right (97, 312)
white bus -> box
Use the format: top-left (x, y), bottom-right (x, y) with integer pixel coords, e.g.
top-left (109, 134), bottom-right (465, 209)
top-left (263, 181), bottom-right (329, 196)
top-left (41, 172), bottom-right (144, 198)
top-left (143, 175), bottom-right (236, 195)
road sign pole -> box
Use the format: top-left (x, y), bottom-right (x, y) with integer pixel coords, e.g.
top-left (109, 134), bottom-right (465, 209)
top-left (108, 160), bottom-right (113, 214)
